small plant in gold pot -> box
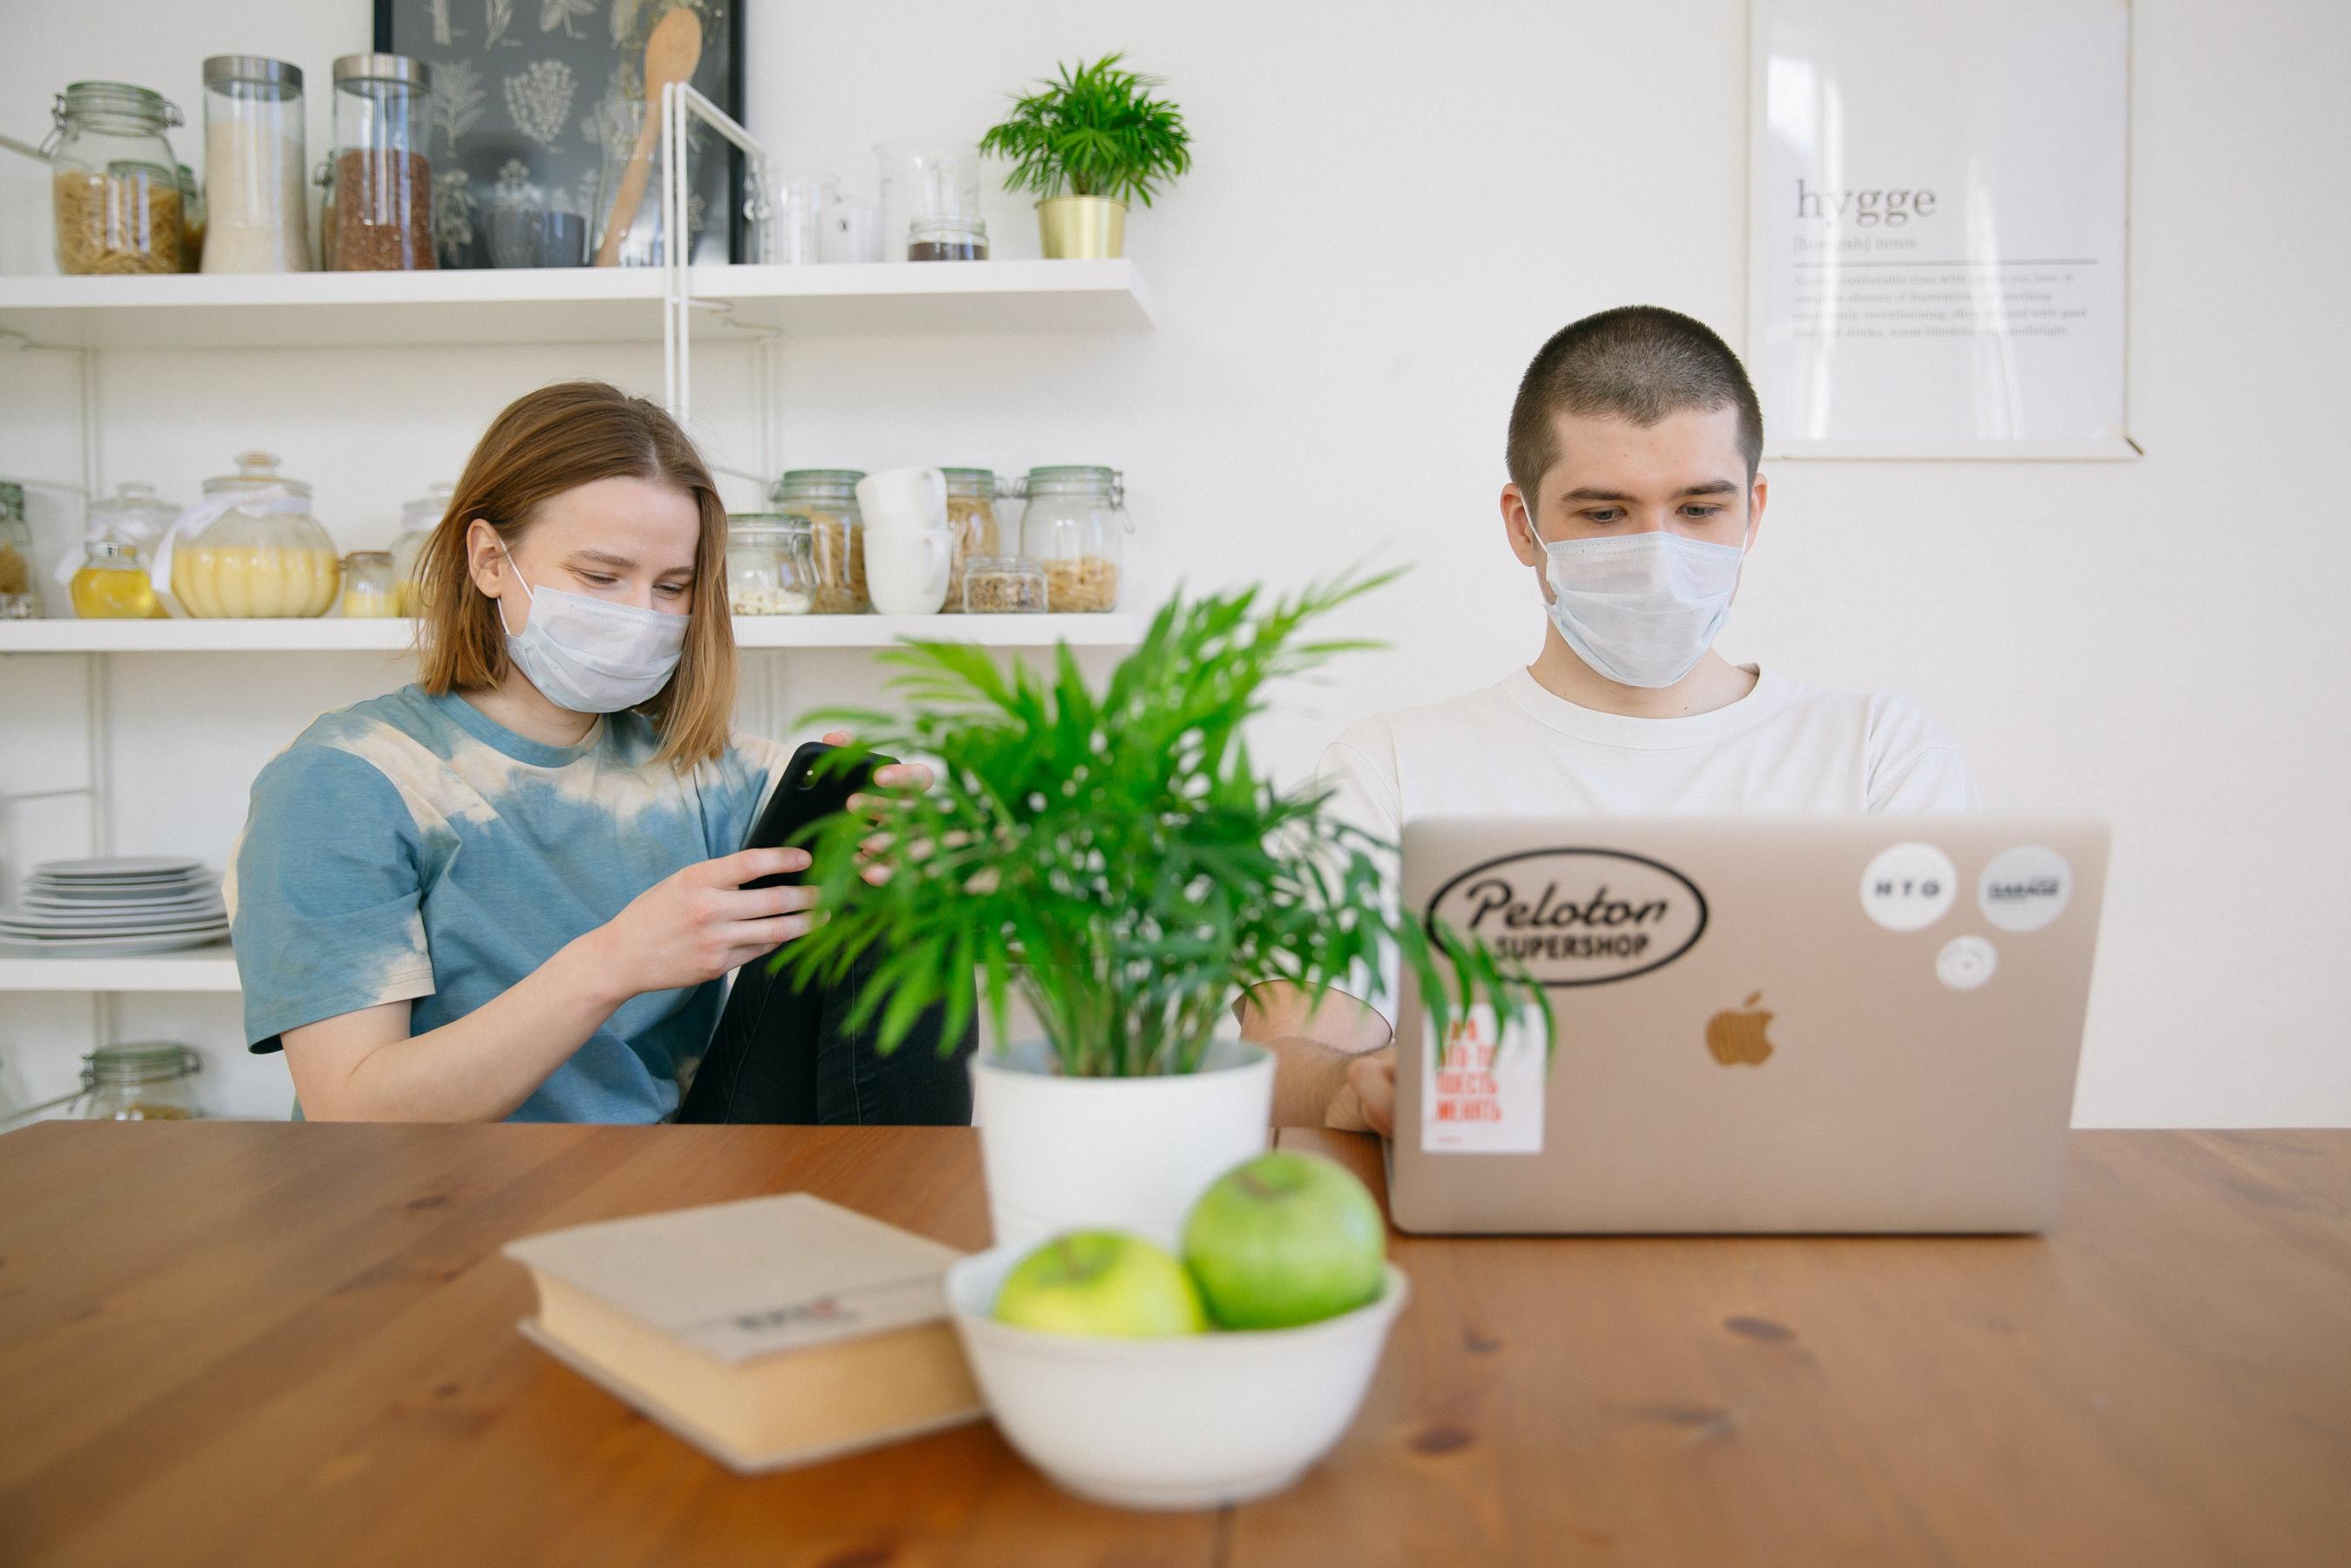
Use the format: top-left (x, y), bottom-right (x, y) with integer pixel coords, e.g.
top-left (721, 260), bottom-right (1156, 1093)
top-left (978, 52), bottom-right (1190, 260)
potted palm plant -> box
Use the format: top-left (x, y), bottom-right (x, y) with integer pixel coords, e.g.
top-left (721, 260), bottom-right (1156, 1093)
top-left (977, 52), bottom-right (1191, 260)
top-left (779, 576), bottom-right (1544, 1249)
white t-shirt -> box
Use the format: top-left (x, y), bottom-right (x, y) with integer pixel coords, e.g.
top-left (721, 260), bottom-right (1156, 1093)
top-left (1314, 665), bottom-right (1978, 1023)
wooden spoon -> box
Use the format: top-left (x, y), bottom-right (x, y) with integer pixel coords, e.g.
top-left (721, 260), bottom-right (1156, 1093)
top-left (594, 8), bottom-right (705, 267)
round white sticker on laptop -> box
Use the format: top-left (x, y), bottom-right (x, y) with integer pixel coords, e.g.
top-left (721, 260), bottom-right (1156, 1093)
top-left (1937, 935), bottom-right (1999, 991)
top-left (1978, 845), bottom-right (2073, 933)
top-left (1859, 842), bottom-right (1959, 931)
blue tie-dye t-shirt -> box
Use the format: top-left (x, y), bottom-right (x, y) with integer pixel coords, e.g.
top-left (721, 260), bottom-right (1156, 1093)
top-left (228, 685), bottom-right (790, 1122)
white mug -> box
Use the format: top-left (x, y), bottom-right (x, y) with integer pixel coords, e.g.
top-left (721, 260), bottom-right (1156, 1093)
top-left (865, 527), bottom-right (952, 615)
top-left (855, 467), bottom-right (948, 534)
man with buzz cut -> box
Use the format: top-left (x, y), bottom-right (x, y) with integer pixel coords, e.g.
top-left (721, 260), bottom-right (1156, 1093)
top-left (1244, 304), bottom-right (1978, 1134)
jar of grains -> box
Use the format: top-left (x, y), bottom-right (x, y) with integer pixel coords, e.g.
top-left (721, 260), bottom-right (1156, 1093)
top-left (324, 54), bottom-right (433, 270)
top-left (200, 55), bottom-right (309, 273)
top-left (46, 81), bottom-right (186, 276)
top-left (726, 513), bottom-right (817, 615)
top-left (1016, 466), bottom-right (1128, 613)
top-left (937, 468), bottom-right (1002, 615)
top-left (772, 470), bottom-right (868, 613)
top-left (961, 554), bottom-right (1047, 614)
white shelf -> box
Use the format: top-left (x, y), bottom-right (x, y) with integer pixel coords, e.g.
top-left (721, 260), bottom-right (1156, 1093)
top-left (691, 260), bottom-right (1155, 335)
top-left (0, 261), bottom-right (1154, 351)
top-left (0, 613), bottom-right (1144, 654)
top-left (0, 944), bottom-right (241, 992)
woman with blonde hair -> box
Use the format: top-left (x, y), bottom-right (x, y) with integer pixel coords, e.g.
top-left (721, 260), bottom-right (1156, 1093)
top-left (228, 380), bottom-right (935, 1122)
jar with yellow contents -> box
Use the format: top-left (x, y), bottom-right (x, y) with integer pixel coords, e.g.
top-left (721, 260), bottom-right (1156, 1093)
top-left (70, 539), bottom-right (168, 617)
top-left (162, 450), bottom-right (341, 617)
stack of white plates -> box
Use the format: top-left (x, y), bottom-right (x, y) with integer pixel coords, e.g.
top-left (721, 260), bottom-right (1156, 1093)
top-left (1, 857), bottom-right (230, 956)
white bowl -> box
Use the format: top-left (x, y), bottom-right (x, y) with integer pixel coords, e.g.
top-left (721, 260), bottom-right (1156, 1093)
top-left (943, 1245), bottom-right (1409, 1510)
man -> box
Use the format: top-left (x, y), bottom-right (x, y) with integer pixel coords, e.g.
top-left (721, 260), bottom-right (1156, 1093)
top-left (1245, 305), bottom-right (1976, 1132)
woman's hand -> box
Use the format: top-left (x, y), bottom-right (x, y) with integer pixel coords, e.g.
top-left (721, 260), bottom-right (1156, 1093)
top-left (822, 727), bottom-right (933, 886)
top-left (582, 846), bottom-right (819, 999)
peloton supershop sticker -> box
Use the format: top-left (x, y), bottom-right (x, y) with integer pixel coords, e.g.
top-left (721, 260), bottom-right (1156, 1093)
top-left (1978, 845), bottom-right (2073, 933)
top-left (1859, 842), bottom-right (1959, 931)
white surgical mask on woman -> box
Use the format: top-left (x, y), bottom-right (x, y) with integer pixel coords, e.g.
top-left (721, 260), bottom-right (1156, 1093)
top-left (1540, 530), bottom-right (1746, 689)
top-left (496, 546), bottom-right (688, 713)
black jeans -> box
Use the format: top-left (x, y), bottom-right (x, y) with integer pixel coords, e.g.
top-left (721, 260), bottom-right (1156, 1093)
top-left (678, 948), bottom-right (976, 1125)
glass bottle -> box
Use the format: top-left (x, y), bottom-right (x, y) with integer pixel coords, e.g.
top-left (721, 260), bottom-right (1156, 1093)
top-left (909, 216), bottom-right (987, 262)
top-left (772, 470), bottom-right (869, 613)
top-left (46, 81), bottom-right (186, 276)
top-left (177, 162), bottom-right (204, 270)
top-left (201, 55), bottom-right (309, 274)
top-left (726, 514), bottom-right (817, 615)
top-left (71, 539), bottom-right (166, 618)
top-left (1016, 467), bottom-right (1128, 613)
top-left (325, 54), bottom-right (433, 270)
top-left (1, 481), bottom-right (40, 619)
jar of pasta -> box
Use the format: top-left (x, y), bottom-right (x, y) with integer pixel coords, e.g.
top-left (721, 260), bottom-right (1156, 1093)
top-left (1016, 467), bottom-right (1127, 613)
top-left (772, 470), bottom-right (868, 613)
top-left (937, 469), bottom-right (1002, 616)
top-left (46, 82), bottom-right (187, 276)
top-left (390, 481), bottom-right (451, 615)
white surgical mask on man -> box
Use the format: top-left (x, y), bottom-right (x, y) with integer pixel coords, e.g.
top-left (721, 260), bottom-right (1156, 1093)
top-left (496, 545), bottom-right (687, 713)
top-left (1539, 530), bottom-right (1746, 689)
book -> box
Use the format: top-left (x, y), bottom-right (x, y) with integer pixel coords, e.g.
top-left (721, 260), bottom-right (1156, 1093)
top-left (504, 1192), bottom-right (985, 1473)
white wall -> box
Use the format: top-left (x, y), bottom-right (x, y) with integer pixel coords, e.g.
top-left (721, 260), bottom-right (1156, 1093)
top-left (3, 0), bottom-right (2347, 1127)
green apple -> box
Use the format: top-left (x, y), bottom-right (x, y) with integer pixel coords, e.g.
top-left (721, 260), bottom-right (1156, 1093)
top-left (1182, 1151), bottom-right (1387, 1330)
top-left (991, 1230), bottom-right (1209, 1338)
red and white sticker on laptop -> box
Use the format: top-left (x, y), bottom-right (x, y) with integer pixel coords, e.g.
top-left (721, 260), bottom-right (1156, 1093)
top-left (1421, 1004), bottom-right (1546, 1155)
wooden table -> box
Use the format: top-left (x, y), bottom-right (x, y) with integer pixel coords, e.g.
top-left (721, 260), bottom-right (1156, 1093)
top-left (1, 1124), bottom-right (2346, 1567)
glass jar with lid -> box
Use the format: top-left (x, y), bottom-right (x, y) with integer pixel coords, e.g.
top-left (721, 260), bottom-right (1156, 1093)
top-left (201, 55), bottom-right (310, 274)
top-left (726, 513), bottom-right (817, 615)
top-left (1, 481), bottom-right (39, 619)
top-left (938, 469), bottom-right (1003, 616)
top-left (70, 540), bottom-right (166, 618)
top-left (772, 470), bottom-right (868, 613)
top-left (4, 1043), bottom-right (205, 1125)
top-left (1016, 467), bottom-right (1128, 613)
top-left (340, 550), bottom-right (399, 617)
top-left (85, 481), bottom-right (181, 567)
top-left (165, 451), bottom-right (341, 618)
top-left (962, 554), bottom-right (1047, 614)
top-left (46, 81), bottom-right (187, 275)
top-left (391, 481), bottom-right (452, 615)
top-left (325, 54), bottom-right (433, 270)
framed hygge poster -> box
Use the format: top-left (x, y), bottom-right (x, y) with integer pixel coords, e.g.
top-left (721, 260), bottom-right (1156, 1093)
top-left (1748, 0), bottom-right (2135, 459)
top-left (374, 0), bottom-right (744, 267)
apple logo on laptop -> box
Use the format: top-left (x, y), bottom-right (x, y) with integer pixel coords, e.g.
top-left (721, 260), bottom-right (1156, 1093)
top-left (1705, 992), bottom-right (1775, 1067)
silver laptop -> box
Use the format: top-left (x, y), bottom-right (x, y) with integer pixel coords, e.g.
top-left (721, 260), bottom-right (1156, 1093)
top-left (1387, 816), bottom-right (2109, 1235)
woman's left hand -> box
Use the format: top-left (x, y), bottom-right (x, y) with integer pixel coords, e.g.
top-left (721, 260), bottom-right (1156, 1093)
top-left (822, 729), bottom-right (931, 884)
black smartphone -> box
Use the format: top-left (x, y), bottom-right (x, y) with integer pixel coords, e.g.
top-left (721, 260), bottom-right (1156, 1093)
top-left (741, 740), bottom-right (896, 889)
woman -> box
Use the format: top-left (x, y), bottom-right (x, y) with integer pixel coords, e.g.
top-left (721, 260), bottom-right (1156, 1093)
top-left (228, 380), bottom-right (930, 1122)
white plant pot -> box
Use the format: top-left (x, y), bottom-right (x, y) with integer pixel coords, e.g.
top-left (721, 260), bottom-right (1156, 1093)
top-left (970, 1037), bottom-right (1275, 1251)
